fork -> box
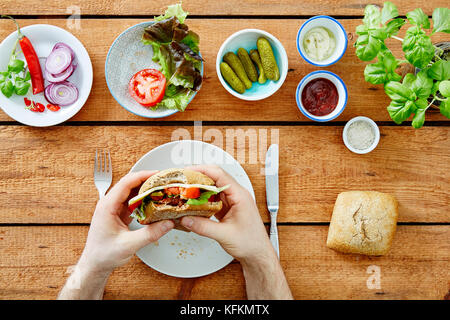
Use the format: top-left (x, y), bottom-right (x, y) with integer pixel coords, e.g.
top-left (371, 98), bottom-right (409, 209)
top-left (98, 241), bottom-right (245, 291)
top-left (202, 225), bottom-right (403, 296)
top-left (94, 149), bottom-right (112, 198)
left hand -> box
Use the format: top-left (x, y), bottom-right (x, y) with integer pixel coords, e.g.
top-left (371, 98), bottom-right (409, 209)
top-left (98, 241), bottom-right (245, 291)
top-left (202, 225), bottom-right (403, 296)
top-left (78, 171), bottom-right (174, 274)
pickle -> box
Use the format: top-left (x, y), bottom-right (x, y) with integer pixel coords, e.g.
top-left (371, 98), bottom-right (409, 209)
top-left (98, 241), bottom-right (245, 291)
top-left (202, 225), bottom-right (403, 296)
top-left (249, 49), bottom-right (267, 84)
top-left (220, 62), bottom-right (246, 94)
top-left (223, 52), bottom-right (252, 89)
top-left (237, 48), bottom-right (258, 83)
top-left (256, 37), bottom-right (280, 81)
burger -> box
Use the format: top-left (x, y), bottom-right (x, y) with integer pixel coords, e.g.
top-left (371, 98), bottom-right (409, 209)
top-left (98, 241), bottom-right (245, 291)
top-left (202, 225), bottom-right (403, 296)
top-left (128, 168), bottom-right (229, 231)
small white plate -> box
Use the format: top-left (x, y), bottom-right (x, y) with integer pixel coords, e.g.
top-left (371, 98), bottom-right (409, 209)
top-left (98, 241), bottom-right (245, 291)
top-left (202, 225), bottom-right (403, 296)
top-left (0, 24), bottom-right (93, 127)
top-left (128, 140), bottom-right (255, 278)
top-left (343, 116), bottom-right (380, 154)
top-left (105, 22), bottom-right (203, 118)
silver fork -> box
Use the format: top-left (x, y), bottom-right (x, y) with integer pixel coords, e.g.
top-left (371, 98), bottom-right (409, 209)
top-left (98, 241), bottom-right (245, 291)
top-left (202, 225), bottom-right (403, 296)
top-left (94, 150), bottom-right (112, 198)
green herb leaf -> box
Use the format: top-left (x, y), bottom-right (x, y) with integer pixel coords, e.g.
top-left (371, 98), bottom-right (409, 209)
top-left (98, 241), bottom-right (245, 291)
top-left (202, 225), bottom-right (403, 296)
top-left (381, 2), bottom-right (399, 24)
top-left (387, 100), bottom-right (415, 124)
top-left (384, 18), bottom-right (406, 37)
top-left (154, 88), bottom-right (194, 111)
top-left (412, 99), bottom-right (428, 129)
top-left (440, 99), bottom-right (450, 118)
top-left (14, 79), bottom-right (30, 96)
top-left (363, 5), bottom-right (381, 28)
top-left (364, 50), bottom-right (400, 84)
top-left (355, 34), bottom-right (383, 61)
top-left (406, 8), bottom-right (430, 29)
top-left (439, 80), bottom-right (450, 97)
top-left (0, 80), bottom-right (14, 98)
top-left (0, 71), bottom-right (9, 84)
top-left (427, 60), bottom-right (450, 81)
top-left (7, 59), bottom-right (25, 73)
top-left (384, 81), bottom-right (415, 102)
top-left (411, 70), bottom-right (433, 99)
top-left (432, 8), bottom-right (450, 34)
top-left (402, 27), bottom-right (435, 68)
top-left (24, 71), bottom-right (31, 81)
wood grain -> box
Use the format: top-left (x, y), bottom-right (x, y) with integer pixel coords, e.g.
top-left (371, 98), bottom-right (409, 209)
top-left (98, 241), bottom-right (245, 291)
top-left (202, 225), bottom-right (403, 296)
top-left (0, 19), bottom-right (448, 122)
top-left (0, 125), bottom-right (448, 224)
top-left (0, 0), bottom-right (447, 16)
top-left (0, 225), bottom-right (448, 300)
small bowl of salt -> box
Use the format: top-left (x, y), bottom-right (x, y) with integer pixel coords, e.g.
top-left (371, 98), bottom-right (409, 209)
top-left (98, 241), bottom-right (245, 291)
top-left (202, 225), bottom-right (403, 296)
top-left (343, 116), bottom-right (380, 154)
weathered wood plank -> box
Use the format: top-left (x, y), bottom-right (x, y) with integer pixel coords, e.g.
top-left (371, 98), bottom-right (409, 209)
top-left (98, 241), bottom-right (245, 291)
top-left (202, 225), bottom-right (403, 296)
top-left (0, 0), bottom-right (446, 16)
top-left (0, 126), bottom-right (448, 223)
top-left (0, 225), bottom-right (448, 299)
top-left (0, 19), bottom-right (448, 122)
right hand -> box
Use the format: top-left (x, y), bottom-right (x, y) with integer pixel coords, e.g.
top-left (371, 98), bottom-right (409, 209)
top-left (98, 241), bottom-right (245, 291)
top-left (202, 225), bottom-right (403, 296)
top-left (180, 165), bottom-right (276, 263)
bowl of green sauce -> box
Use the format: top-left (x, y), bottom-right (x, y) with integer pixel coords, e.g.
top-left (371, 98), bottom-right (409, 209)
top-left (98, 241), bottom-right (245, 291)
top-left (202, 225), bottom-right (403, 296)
top-left (297, 16), bottom-right (347, 67)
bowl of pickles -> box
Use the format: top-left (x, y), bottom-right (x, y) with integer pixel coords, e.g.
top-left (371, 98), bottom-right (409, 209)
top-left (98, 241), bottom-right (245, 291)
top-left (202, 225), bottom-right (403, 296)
top-left (216, 29), bottom-right (288, 100)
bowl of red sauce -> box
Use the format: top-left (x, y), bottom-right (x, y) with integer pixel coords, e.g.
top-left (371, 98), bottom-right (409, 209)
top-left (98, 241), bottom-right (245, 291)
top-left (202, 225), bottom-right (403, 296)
top-left (296, 70), bottom-right (347, 122)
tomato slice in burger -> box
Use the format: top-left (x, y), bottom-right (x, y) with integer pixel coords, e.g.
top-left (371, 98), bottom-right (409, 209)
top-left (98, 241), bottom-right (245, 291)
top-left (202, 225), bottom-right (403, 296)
top-left (181, 187), bottom-right (201, 199)
top-left (128, 69), bottom-right (166, 107)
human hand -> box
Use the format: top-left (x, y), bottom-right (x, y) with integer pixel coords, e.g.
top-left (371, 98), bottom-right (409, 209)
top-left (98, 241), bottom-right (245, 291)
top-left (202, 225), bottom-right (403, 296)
top-left (78, 171), bottom-right (175, 274)
top-left (179, 165), bottom-right (275, 264)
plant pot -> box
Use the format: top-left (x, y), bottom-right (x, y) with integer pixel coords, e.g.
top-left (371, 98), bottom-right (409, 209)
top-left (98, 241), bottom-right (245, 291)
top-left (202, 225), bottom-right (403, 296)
top-left (415, 41), bottom-right (450, 112)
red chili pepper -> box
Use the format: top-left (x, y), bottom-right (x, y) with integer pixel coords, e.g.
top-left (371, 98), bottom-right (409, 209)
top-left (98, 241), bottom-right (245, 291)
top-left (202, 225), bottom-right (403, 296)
top-left (46, 103), bottom-right (60, 112)
top-left (35, 102), bottom-right (45, 112)
top-left (3, 16), bottom-right (45, 95)
top-left (24, 97), bottom-right (32, 107)
top-left (29, 101), bottom-right (39, 112)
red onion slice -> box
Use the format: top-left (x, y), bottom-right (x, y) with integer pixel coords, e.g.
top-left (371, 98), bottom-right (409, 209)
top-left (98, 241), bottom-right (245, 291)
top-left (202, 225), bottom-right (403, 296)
top-left (45, 81), bottom-right (78, 106)
top-left (53, 42), bottom-right (75, 60)
top-left (45, 47), bottom-right (73, 74)
top-left (45, 64), bottom-right (75, 83)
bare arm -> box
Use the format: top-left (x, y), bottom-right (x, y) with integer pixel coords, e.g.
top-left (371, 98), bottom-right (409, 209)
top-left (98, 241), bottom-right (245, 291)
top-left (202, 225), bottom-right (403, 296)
top-left (57, 171), bottom-right (174, 300)
top-left (180, 165), bottom-right (293, 300)
top-left (241, 250), bottom-right (293, 300)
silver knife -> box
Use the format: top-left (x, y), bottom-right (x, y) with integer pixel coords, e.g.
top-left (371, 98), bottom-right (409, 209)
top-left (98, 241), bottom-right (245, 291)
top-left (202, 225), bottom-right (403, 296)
top-left (265, 144), bottom-right (279, 258)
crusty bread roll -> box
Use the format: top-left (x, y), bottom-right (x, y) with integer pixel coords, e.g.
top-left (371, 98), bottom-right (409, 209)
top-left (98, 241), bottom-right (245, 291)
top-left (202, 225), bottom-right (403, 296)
top-left (137, 168), bottom-right (222, 231)
top-left (326, 191), bottom-right (398, 256)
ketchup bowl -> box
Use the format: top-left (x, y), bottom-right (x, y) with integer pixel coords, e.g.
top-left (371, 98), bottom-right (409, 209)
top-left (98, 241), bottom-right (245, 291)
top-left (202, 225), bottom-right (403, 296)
top-left (295, 70), bottom-right (347, 122)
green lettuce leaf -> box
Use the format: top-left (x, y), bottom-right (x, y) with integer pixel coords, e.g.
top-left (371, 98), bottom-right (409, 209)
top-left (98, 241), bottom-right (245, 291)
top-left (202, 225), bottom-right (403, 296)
top-left (154, 88), bottom-right (194, 111)
top-left (154, 3), bottom-right (189, 24)
top-left (186, 191), bottom-right (218, 206)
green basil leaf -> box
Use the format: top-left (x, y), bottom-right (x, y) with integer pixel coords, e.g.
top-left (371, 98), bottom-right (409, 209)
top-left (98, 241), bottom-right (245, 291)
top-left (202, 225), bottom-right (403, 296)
top-left (432, 8), bottom-right (450, 34)
top-left (387, 100), bottom-right (415, 124)
top-left (402, 73), bottom-right (415, 88)
top-left (0, 72), bottom-right (8, 84)
top-left (385, 81), bottom-right (415, 102)
top-left (412, 98), bottom-right (428, 128)
top-left (440, 99), bottom-right (450, 118)
top-left (439, 80), bottom-right (450, 97)
top-left (381, 2), bottom-right (399, 24)
top-left (403, 31), bottom-right (435, 69)
top-left (406, 8), bottom-right (430, 29)
top-left (364, 62), bottom-right (387, 84)
top-left (355, 34), bottom-right (382, 61)
top-left (427, 60), bottom-right (450, 81)
top-left (402, 27), bottom-right (425, 51)
top-left (384, 18), bottom-right (406, 37)
top-left (0, 80), bottom-right (14, 98)
top-left (355, 24), bottom-right (368, 35)
top-left (363, 5), bottom-right (381, 28)
top-left (411, 70), bottom-right (433, 99)
top-left (24, 71), bottom-right (31, 81)
top-left (7, 59), bottom-right (25, 73)
top-left (14, 80), bottom-right (30, 96)
top-left (431, 81), bottom-right (440, 95)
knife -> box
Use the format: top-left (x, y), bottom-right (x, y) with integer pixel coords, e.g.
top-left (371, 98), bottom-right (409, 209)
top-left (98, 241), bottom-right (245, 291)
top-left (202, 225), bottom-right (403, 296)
top-left (265, 144), bottom-right (279, 258)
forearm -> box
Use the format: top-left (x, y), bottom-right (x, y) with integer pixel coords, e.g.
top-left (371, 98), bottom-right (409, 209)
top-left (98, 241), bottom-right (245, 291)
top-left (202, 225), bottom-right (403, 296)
top-left (240, 248), bottom-right (293, 300)
top-left (57, 261), bottom-right (111, 300)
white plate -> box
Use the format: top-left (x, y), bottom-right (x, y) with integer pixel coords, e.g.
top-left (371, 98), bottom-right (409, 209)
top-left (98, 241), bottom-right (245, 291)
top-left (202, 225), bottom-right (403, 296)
top-left (0, 24), bottom-right (93, 127)
top-left (105, 22), bottom-right (203, 119)
top-left (128, 140), bottom-right (255, 278)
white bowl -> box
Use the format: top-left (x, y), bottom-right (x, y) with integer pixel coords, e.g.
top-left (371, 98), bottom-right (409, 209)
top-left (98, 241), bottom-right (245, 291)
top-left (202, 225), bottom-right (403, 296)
top-left (296, 15), bottom-right (347, 67)
top-left (343, 116), bottom-right (380, 154)
top-left (295, 70), bottom-right (347, 122)
top-left (216, 29), bottom-right (288, 100)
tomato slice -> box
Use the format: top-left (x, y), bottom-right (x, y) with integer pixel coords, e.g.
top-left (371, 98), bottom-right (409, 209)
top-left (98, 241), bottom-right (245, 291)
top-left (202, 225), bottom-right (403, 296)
top-left (165, 187), bottom-right (181, 196)
top-left (128, 69), bottom-right (166, 107)
top-left (47, 104), bottom-right (60, 112)
top-left (181, 187), bottom-right (201, 199)
top-left (128, 199), bottom-right (142, 213)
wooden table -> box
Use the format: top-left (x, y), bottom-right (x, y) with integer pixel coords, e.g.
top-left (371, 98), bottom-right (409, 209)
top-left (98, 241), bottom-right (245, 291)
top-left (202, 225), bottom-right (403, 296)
top-left (0, 0), bottom-right (448, 300)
